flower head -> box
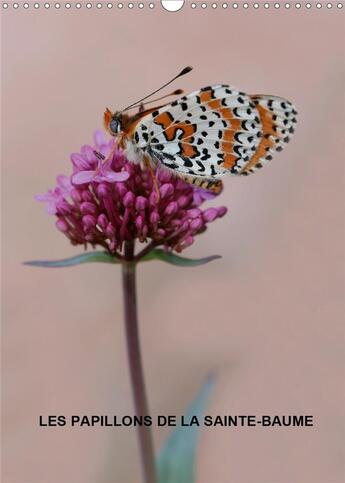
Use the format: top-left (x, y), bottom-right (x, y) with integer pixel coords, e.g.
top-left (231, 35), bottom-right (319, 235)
top-left (34, 175), bottom-right (73, 214)
top-left (35, 131), bottom-right (227, 254)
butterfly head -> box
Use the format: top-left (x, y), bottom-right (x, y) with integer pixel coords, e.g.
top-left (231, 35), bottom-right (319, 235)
top-left (104, 108), bottom-right (123, 137)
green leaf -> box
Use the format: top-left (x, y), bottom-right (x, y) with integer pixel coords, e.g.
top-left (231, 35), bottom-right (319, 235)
top-left (23, 251), bottom-right (119, 268)
top-left (142, 248), bottom-right (221, 267)
top-left (156, 375), bottom-right (215, 483)
top-left (24, 248), bottom-right (221, 268)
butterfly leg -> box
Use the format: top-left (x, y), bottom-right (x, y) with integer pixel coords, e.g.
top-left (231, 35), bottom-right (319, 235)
top-left (143, 155), bottom-right (160, 198)
top-left (106, 141), bottom-right (118, 162)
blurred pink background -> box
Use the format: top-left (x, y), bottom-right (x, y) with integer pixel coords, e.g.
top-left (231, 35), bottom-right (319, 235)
top-left (2, 3), bottom-right (344, 483)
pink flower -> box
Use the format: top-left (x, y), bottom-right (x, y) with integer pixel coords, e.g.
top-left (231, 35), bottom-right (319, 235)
top-left (192, 187), bottom-right (218, 206)
top-left (35, 175), bottom-right (73, 214)
top-left (35, 131), bottom-right (228, 254)
top-left (69, 130), bottom-right (129, 185)
top-left (72, 157), bottom-right (129, 185)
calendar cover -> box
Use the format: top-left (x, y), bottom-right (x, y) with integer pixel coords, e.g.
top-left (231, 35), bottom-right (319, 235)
top-left (2, 1), bottom-right (344, 483)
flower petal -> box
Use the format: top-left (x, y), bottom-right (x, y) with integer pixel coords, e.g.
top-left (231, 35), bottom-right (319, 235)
top-left (94, 130), bottom-right (107, 148)
top-left (45, 202), bottom-right (58, 215)
top-left (56, 175), bottom-right (72, 191)
top-left (71, 153), bottom-right (92, 171)
top-left (193, 187), bottom-right (218, 206)
top-left (101, 171), bottom-right (130, 183)
top-left (72, 170), bottom-right (95, 185)
top-left (34, 194), bottom-right (48, 202)
top-left (80, 145), bottom-right (97, 162)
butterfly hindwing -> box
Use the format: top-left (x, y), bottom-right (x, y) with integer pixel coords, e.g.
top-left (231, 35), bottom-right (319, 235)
top-left (240, 95), bottom-right (298, 175)
top-left (133, 85), bottom-right (262, 179)
top-left (131, 86), bottom-right (297, 181)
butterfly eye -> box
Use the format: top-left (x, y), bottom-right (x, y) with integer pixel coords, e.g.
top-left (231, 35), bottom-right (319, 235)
top-left (109, 118), bottom-right (120, 134)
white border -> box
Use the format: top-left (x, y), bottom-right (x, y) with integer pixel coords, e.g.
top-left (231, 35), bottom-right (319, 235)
top-left (1, 1), bottom-right (343, 9)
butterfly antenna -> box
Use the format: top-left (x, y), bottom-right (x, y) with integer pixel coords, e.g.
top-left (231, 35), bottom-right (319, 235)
top-left (132, 89), bottom-right (184, 110)
top-left (121, 66), bottom-right (193, 112)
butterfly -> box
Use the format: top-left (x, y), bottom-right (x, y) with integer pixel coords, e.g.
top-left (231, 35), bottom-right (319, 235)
top-left (103, 66), bottom-right (297, 193)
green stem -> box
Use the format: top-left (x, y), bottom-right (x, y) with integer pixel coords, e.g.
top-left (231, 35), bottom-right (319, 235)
top-left (122, 241), bottom-right (156, 483)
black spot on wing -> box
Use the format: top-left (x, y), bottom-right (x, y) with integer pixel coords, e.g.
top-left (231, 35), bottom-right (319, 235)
top-left (181, 156), bottom-right (193, 168)
top-left (149, 148), bottom-right (179, 169)
top-left (200, 148), bottom-right (211, 161)
top-left (196, 161), bottom-right (206, 172)
top-left (163, 152), bottom-right (175, 161)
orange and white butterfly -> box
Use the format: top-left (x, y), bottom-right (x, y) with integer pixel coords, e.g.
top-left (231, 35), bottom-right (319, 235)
top-left (103, 67), bottom-right (297, 193)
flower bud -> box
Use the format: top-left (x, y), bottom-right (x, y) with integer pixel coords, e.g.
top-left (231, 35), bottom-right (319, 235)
top-left (82, 215), bottom-right (96, 231)
top-left (135, 196), bottom-right (148, 210)
top-left (149, 191), bottom-right (159, 206)
top-left (177, 195), bottom-right (190, 208)
top-left (116, 183), bottom-right (128, 197)
top-left (187, 208), bottom-right (202, 219)
top-left (71, 189), bottom-right (82, 203)
top-left (123, 191), bottom-right (135, 207)
top-left (179, 220), bottom-right (190, 233)
top-left (105, 223), bottom-right (115, 238)
top-left (170, 219), bottom-right (182, 228)
top-left (80, 201), bottom-right (97, 215)
top-left (56, 219), bottom-right (69, 232)
top-left (175, 179), bottom-right (188, 190)
top-left (56, 201), bottom-right (72, 215)
top-left (160, 183), bottom-right (174, 199)
top-left (158, 170), bottom-right (172, 183)
top-left (217, 206), bottom-right (228, 217)
top-left (190, 217), bottom-right (203, 231)
top-left (135, 216), bottom-right (144, 230)
top-left (150, 211), bottom-right (160, 224)
top-left (142, 225), bottom-right (148, 238)
top-left (203, 207), bottom-right (218, 222)
top-left (182, 235), bottom-right (194, 248)
top-left (165, 201), bottom-right (178, 216)
top-left (97, 183), bottom-right (109, 197)
top-left (97, 214), bottom-right (108, 230)
top-left (82, 190), bottom-right (93, 202)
